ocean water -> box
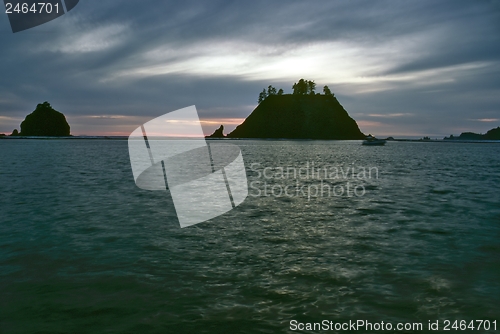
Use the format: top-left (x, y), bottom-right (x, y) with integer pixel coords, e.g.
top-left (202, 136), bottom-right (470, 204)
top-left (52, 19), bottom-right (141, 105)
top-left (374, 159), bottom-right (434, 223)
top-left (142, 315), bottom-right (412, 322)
top-left (1, 139), bottom-right (499, 333)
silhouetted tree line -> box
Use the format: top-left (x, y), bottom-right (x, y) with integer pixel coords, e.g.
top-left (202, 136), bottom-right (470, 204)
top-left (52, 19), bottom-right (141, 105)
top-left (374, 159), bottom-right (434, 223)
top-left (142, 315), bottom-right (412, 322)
top-left (258, 79), bottom-right (334, 103)
top-left (292, 79), bottom-right (316, 95)
top-left (258, 85), bottom-right (283, 103)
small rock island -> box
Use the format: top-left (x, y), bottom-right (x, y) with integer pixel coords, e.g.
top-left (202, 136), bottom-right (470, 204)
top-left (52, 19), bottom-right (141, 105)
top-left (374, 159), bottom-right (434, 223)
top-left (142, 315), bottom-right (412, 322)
top-left (225, 79), bottom-right (365, 140)
top-left (11, 102), bottom-right (71, 136)
top-left (206, 125), bottom-right (226, 138)
top-left (444, 126), bottom-right (500, 141)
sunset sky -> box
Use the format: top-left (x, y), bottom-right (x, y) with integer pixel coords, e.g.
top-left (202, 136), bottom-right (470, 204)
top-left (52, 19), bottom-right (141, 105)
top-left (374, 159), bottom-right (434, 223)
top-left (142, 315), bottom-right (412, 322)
top-left (1, 0), bottom-right (499, 137)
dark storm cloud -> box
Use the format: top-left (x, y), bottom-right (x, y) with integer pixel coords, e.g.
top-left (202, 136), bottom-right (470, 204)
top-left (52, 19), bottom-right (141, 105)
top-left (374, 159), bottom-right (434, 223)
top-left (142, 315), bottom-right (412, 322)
top-left (0, 0), bottom-right (499, 136)
top-left (381, 1), bottom-right (500, 75)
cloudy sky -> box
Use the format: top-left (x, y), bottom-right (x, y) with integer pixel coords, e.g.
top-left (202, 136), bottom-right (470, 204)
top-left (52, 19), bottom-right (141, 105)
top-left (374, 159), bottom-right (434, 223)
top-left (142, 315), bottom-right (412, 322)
top-left (0, 0), bottom-right (499, 137)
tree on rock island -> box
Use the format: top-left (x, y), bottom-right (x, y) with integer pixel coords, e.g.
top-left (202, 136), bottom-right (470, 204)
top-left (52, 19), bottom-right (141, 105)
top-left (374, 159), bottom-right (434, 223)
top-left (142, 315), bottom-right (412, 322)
top-left (323, 85), bottom-right (334, 97)
top-left (293, 79), bottom-right (317, 95)
top-left (257, 80), bottom-right (335, 103)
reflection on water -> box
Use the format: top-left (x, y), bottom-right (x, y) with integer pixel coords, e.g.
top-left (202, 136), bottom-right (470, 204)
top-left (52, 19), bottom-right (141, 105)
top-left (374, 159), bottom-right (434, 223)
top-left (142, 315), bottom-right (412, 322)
top-left (1, 139), bottom-right (499, 333)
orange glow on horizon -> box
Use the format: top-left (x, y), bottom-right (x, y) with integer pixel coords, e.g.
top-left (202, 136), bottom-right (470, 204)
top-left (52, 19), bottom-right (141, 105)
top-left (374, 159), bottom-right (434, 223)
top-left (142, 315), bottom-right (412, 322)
top-left (68, 118), bottom-right (245, 137)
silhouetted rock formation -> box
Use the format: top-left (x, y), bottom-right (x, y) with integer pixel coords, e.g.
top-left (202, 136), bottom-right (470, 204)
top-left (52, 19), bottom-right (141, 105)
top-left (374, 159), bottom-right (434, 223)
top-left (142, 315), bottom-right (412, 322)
top-left (10, 129), bottom-right (19, 136)
top-left (227, 95), bottom-right (365, 139)
top-left (444, 126), bottom-right (500, 140)
top-left (484, 126), bottom-right (500, 140)
top-left (15, 102), bottom-right (70, 136)
top-left (206, 125), bottom-right (225, 138)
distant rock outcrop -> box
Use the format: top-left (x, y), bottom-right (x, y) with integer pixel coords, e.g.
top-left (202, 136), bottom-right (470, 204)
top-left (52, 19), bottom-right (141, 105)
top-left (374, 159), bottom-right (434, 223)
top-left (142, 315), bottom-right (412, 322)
top-left (227, 95), bottom-right (365, 139)
top-left (484, 126), bottom-right (500, 140)
top-left (444, 126), bottom-right (500, 140)
top-left (17, 102), bottom-right (70, 136)
top-left (206, 125), bottom-right (225, 138)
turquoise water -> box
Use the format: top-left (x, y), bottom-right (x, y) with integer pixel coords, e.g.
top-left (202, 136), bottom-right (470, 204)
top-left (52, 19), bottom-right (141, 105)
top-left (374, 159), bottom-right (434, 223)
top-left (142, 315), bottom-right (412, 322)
top-left (1, 139), bottom-right (499, 333)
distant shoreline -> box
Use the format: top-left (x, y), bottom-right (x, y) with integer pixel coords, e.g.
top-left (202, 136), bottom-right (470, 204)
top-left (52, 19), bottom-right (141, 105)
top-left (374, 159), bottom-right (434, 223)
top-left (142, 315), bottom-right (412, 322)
top-left (0, 136), bottom-right (127, 140)
top-left (1, 135), bottom-right (499, 143)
